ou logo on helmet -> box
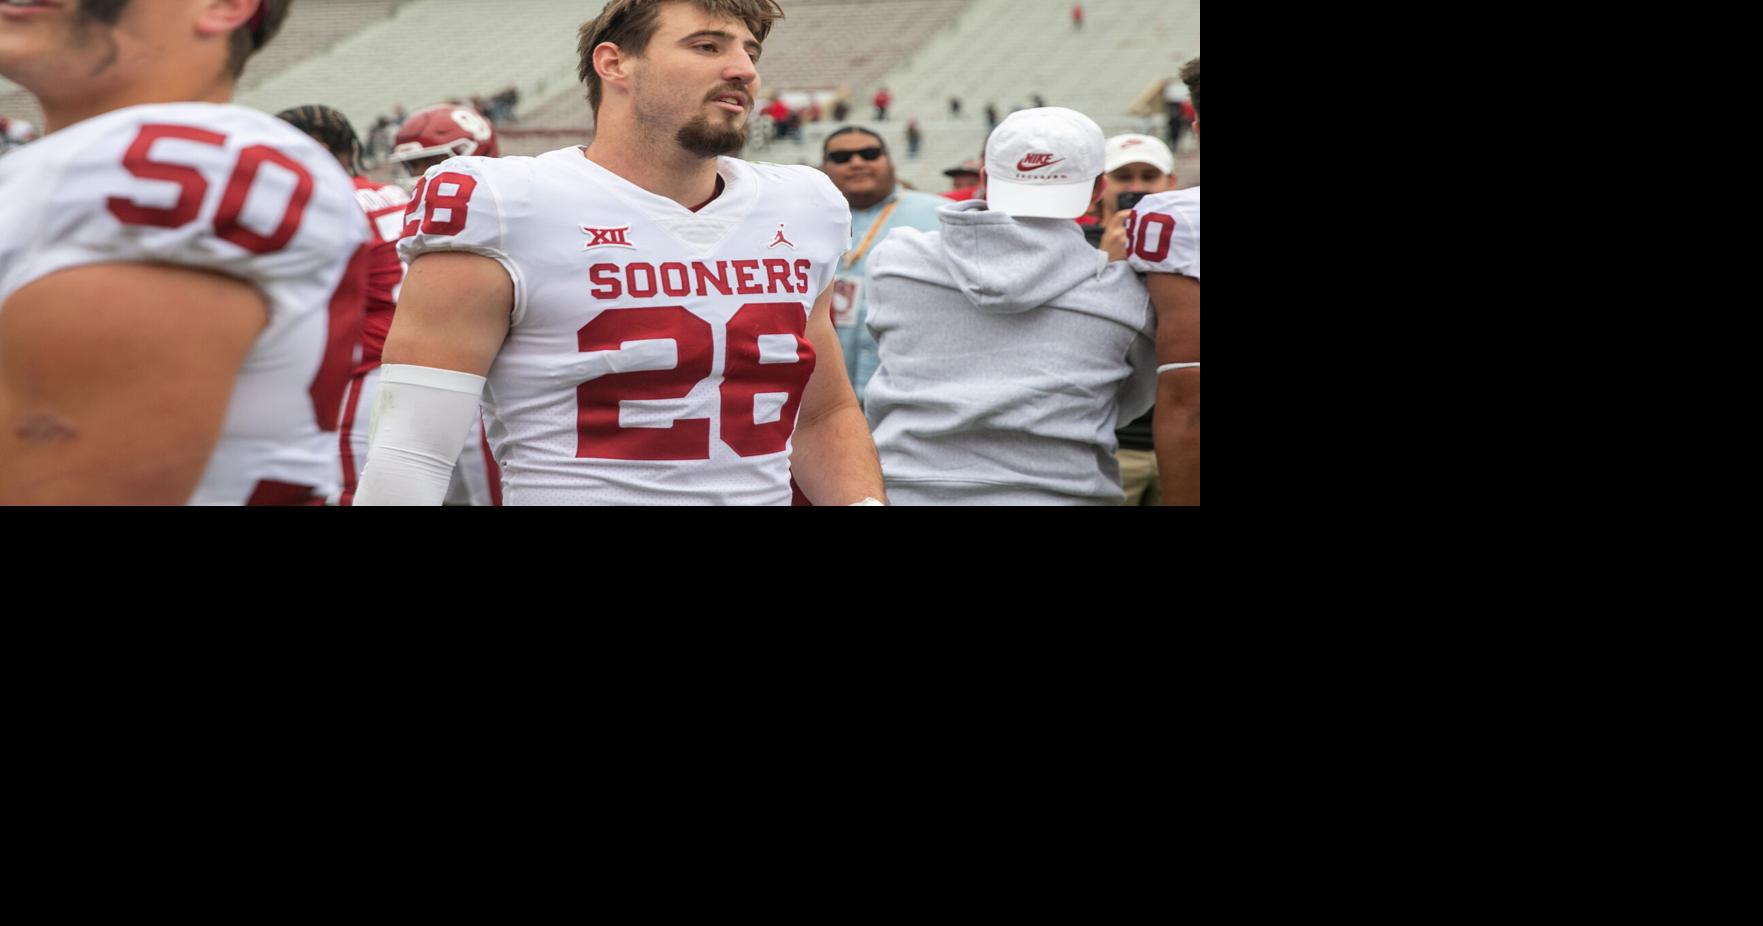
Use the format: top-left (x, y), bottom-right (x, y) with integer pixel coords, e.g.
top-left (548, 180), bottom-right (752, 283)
top-left (452, 109), bottom-right (493, 142)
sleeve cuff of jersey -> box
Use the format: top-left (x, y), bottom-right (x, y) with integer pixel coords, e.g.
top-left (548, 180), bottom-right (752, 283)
top-left (398, 242), bottom-right (527, 327)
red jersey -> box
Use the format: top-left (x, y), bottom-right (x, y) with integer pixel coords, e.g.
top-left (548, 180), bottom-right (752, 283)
top-left (351, 176), bottom-right (411, 373)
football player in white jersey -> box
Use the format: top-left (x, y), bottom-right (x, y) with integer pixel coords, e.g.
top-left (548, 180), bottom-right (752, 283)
top-left (1125, 56), bottom-right (1200, 505)
top-left (388, 103), bottom-right (500, 182)
top-left (384, 102), bottom-right (505, 506)
top-left (356, 0), bottom-right (885, 505)
top-left (0, 0), bottom-right (371, 505)
top-left (281, 101), bottom-right (503, 506)
top-left (277, 103), bottom-right (424, 506)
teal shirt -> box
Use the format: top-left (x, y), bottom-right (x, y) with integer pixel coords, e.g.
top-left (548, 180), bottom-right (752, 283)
top-left (834, 185), bottom-right (945, 403)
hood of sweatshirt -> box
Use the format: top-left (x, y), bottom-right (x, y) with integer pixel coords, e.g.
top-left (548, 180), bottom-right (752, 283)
top-left (925, 199), bottom-right (1111, 315)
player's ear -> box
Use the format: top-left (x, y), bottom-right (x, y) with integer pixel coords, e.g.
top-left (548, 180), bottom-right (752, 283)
top-left (194, 0), bottom-right (257, 38)
top-left (594, 41), bottom-right (634, 94)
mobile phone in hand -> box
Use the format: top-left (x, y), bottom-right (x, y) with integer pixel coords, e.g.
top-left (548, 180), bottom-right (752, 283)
top-left (1117, 191), bottom-right (1149, 212)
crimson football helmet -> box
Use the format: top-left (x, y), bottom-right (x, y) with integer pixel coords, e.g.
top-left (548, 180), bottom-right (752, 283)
top-left (389, 104), bottom-right (500, 176)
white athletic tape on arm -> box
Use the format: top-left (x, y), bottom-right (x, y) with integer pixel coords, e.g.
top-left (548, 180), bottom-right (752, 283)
top-left (353, 364), bottom-right (487, 506)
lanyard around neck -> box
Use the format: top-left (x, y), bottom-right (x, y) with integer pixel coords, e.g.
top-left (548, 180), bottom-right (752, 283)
top-left (844, 199), bottom-right (901, 270)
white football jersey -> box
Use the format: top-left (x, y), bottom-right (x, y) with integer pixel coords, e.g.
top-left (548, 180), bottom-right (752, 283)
top-left (1127, 187), bottom-right (1200, 280)
top-left (399, 147), bottom-right (851, 505)
top-left (0, 102), bottom-right (368, 505)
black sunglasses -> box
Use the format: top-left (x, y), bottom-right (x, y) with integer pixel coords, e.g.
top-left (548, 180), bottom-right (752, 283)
top-left (827, 147), bottom-right (885, 164)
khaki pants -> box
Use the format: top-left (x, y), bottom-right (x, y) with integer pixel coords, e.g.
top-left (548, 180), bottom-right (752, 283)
top-left (1117, 449), bottom-right (1161, 506)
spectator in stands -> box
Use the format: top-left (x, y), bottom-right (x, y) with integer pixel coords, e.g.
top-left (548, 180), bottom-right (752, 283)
top-left (949, 96), bottom-right (962, 117)
top-left (1072, 3), bottom-right (1085, 30)
top-left (1176, 97), bottom-right (1196, 151)
top-left (831, 97), bottom-right (850, 121)
top-left (366, 113), bottom-right (396, 160)
top-left (1032, 93), bottom-right (1047, 108)
top-left (1164, 76), bottom-right (1193, 149)
top-left (765, 94), bottom-right (792, 140)
top-left (905, 117), bottom-right (922, 159)
top-left (821, 126), bottom-right (944, 404)
top-left (862, 108), bottom-right (1156, 505)
top-left (493, 85), bottom-right (520, 122)
top-left (986, 101), bottom-right (998, 129)
top-left (873, 87), bottom-right (891, 121)
top-left (1093, 133), bottom-right (1178, 505)
top-left (942, 158), bottom-right (981, 197)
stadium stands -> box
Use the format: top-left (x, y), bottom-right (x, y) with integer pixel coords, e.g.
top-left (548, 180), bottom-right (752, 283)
top-left (239, 0), bottom-right (412, 93)
top-left (3, 0), bottom-right (410, 130)
top-left (502, 0), bottom-right (972, 157)
top-left (5, 0), bottom-right (1199, 188)
top-left (236, 0), bottom-right (589, 140)
top-left (742, 0), bottom-right (1200, 191)
top-left (0, 79), bottom-right (42, 133)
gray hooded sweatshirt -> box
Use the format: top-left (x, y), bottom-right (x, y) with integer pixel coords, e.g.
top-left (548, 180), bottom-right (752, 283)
top-left (863, 199), bottom-right (1157, 505)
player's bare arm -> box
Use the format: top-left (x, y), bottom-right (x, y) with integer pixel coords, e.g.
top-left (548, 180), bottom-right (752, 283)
top-left (1148, 271), bottom-right (1199, 506)
top-left (790, 282), bottom-right (886, 505)
top-left (380, 251), bottom-right (514, 377)
top-left (353, 251), bottom-right (512, 505)
top-left (0, 264), bottom-right (266, 504)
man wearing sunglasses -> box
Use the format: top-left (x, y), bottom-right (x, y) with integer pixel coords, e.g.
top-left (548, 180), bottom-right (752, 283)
top-left (822, 126), bottom-right (944, 405)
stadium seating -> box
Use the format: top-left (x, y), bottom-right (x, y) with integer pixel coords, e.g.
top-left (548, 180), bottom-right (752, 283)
top-left (239, 0), bottom-right (412, 93)
top-left (236, 0), bottom-right (590, 137)
top-left (0, 79), bottom-right (41, 131)
top-left (509, 0), bottom-right (972, 154)
top-left (3, 0), bottom-right (410, 129)
top-left (743, 0), bottom-right (1200, 191)
top-left (5, 0), bottom-right (1199, 190)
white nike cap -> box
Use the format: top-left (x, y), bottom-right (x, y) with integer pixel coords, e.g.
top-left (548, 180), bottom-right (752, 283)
top-left (1104, 133), bottom-right (1175, 176)
top-left (984, 107), bottom-right (1104, 219)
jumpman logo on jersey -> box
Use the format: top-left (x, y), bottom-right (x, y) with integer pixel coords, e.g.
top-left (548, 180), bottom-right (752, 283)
top-left (582, 225), bottom-right (635, 250)
top-left (767, 224), bottom-right (796, 250)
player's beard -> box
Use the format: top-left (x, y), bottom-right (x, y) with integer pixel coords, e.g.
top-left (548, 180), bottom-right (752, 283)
top-left (631, 71), bottom-right (749, 159)
top-left (676, 111), bottom-right (747, 159)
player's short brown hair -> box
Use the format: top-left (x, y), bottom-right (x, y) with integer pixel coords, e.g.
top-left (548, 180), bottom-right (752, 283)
top-left (229, 0), bottom-right (293, 78)
top-left (1179, 56), bottom-right (1200, 117)
top-left (575, 0), bottom-right (784, 115)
